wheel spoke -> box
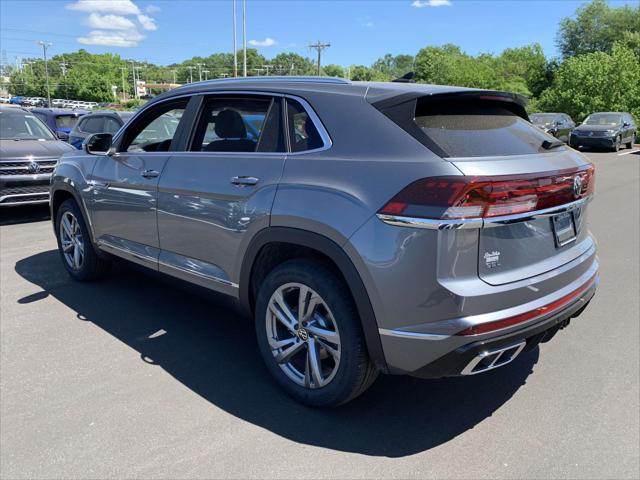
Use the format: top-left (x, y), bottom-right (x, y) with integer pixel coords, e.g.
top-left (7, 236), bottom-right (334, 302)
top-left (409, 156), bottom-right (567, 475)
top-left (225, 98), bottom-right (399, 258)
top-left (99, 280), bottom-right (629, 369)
top-left (62, 241), bottom-right (74, 253)
top-left (274, 340), bottom-right (305, 364)
top-left (307, 338), bottom-right (323, 387)
top-left (73, 244), bottom-right (81, 269)
top-left (307, 324), bottom-right (339, 345)
top-left (61, 215), bottom-right (73, 237)
top-left (317, 338), bottom-right (340, 361)
top-left (270, 291), bottom-right (298, 334)
top-left (269, 336), bottom-right (297, 350)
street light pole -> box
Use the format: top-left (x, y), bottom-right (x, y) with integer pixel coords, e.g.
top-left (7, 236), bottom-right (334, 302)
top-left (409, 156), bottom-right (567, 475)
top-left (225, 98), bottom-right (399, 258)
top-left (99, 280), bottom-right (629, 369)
top-left (233, 0), bottom-right (238, 77)
top-left (242, 0), bottom-right (247, 77)
top-left (37, 41), bottom-right (52, 107)
top-left (119, 66), bottom-right (127, 101)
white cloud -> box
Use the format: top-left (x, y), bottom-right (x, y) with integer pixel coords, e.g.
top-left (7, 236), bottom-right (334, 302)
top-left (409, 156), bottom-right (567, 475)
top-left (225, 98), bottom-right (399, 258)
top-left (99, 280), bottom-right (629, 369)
top-left (248, 37), bottom-right (276, 47)
top-left (137, 14), bottom-right (157, 30)
top-left (145, 4), bottom-right (160, 13)
top-left (357, 16), bottom-right (374, 27)
top-left (86, 12), bottom-right (136, 30)
top-left (412, 0), bottom-right (452, 7)
top-left (78, 29), bottom-right (145, 47)
top-left (66, 0), bottom-right (141, 15)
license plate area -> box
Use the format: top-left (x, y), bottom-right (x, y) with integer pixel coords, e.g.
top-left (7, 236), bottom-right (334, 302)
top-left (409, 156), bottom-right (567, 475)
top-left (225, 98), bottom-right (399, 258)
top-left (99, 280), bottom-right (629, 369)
top-left (552, 211), bottom-right (577, 247)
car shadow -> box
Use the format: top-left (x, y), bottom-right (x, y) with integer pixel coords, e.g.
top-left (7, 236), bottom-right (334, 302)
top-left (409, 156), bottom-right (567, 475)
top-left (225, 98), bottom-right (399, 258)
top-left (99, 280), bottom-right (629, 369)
top-left (15, 250), bottom-right (538, 458)
top-left (0, 205), bottom-right (50, 226)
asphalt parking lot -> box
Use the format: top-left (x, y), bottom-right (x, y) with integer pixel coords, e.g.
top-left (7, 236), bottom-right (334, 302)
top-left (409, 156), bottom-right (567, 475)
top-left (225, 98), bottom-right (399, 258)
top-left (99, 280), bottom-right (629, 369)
top-left (1, 149), bottom-right (638, 480)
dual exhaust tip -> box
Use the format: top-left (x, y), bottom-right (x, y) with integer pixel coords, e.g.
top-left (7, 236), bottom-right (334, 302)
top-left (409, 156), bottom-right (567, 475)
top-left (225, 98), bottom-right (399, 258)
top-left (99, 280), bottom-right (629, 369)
top-left (461, 341), bottom-right (527, 376)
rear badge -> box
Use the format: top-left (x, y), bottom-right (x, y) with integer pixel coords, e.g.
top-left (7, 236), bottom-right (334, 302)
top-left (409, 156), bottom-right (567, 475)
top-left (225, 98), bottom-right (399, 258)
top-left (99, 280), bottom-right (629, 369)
top-left (484, 251), bottom-right (501, 269)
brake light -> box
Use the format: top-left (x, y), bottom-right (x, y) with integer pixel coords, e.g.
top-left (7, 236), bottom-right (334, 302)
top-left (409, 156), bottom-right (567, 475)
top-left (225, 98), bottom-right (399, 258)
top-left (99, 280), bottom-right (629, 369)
top-left (378, 165), bottom-right (595, 220)
top-left (456, 273), bottom-right (597, 336)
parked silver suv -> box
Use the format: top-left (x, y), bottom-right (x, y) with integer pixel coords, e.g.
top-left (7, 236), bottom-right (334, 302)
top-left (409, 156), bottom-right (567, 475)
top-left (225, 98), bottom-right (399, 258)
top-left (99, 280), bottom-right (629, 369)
top-left (51, 77), bottom-right (598, 406)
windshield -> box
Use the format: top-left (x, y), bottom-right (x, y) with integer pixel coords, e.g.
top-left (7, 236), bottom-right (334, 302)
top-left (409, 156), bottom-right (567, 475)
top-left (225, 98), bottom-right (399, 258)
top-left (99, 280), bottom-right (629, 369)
top-left (55, 115), bottom-right (80, 129)
top-left (584, 114), bottom-right (622, 126)
top-left (0, 112), bottom-right (55, 140)
top-left (530, 113), bottom-right (557, 125)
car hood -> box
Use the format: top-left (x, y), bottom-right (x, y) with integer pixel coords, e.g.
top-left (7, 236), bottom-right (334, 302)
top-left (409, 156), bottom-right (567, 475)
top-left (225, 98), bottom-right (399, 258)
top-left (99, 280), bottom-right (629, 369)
top-left (574, 124), bottom-right (621, 132)
top-left (0, 139), bottom-right (76, 159)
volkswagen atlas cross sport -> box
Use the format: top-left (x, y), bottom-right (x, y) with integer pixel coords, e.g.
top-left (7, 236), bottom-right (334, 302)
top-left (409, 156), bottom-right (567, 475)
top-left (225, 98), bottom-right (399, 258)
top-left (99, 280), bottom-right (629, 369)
top-left (50, 77), bottom-right (598, 407)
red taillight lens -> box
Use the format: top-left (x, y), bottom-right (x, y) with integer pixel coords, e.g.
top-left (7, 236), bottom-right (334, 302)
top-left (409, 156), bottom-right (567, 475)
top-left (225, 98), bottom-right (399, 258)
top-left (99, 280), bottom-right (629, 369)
top-left (456, 273), bottom-right (597, 336)
top-left (378, 165), bottom-right (595, 220)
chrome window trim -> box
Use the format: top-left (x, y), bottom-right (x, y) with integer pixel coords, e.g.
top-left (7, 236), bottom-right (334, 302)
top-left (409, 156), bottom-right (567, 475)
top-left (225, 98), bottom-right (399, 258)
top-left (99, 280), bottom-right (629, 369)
top-left (377, 195), bottom-right (592, 230)
top-left (113, 91), bottom-right (332, 156)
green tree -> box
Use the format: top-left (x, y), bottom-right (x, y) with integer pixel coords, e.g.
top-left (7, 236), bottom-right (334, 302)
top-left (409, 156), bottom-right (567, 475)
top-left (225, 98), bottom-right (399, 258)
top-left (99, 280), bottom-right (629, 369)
top-left (371, 53), bottom-right (414, 81)
top-left (270, 52), bottom-right (315, 75)
top-left (538, 43), bottom-right (640, 121)
top-left (557, 0), bottom-right (640, 58)
top-left (322, 64), bottom-right (345, 78)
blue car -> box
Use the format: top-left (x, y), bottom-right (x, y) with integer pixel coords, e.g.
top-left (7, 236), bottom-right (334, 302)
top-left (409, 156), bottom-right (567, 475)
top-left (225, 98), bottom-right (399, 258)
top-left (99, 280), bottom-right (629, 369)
top-left (30, 108), bottom-right (88, 142)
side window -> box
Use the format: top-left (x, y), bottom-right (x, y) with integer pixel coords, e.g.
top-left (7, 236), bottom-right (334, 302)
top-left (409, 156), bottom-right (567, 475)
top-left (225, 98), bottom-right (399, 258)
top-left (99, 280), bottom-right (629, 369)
top-left (286, 99), bottom-right (324, 153)
top-left (191, 96), bottom-right (275, 152)
top-left (33, 112), bottom-right (48, 124)
top-left (81, 116), bottom-right (105, 134)
top-left (121, 99), bottom-right (188, 153)
top-left (104, 117), bottom-right (122, 134)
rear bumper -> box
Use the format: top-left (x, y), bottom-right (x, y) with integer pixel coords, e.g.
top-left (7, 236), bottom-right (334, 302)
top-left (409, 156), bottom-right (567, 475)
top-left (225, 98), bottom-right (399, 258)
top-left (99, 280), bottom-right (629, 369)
top-left (0, 174), bottom-right (52, 206)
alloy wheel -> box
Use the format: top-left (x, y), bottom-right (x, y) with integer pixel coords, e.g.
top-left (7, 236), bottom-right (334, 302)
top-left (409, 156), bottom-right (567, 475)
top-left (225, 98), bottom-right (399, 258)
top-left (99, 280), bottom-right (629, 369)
top-left (59, 211), bottom-right (85, 270)
top-left (265, 282), bottom-right (341, 389)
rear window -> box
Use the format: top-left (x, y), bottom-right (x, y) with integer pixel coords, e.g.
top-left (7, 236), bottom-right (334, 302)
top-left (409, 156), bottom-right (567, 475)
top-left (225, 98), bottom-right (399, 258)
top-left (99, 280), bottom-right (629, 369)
top-left (55, 115), bottom-right (79, 129)
top-left (413, 99), bottom-right (556, 158)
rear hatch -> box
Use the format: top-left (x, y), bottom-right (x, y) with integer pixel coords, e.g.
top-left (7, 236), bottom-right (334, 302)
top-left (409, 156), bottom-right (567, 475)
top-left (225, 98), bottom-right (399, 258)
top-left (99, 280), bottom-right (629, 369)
top-left (374, 90), bottom-right (595, 286)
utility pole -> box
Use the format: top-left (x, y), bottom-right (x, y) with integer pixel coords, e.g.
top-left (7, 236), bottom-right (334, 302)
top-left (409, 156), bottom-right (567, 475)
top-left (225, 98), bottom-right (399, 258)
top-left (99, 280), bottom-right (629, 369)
top-left (233, 0), bottom-right (238, 77)
top-left (38, 41), bottom-right (52, 107)
top-left (119, 66), bottom-right (127, 100)
top-left (196, 62), bottom-right (204, 81)
top-left (242, 0), bottom-right (247, 77)
top-left (308, 40), bottom-right (330, 76)
top-left (170, 69), bottom-right (177, 84)
top-left (263, 64), bottom-right (272, 76)
top-left (187, 66), bottom-right (194, 83)
top-left (203, 69), bottom-right (210, 81)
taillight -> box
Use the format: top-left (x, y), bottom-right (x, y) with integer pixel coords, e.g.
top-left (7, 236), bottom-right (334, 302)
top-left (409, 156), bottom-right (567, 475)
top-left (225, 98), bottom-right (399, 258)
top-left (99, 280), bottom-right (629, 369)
top-left (378, 165), bottom-right (595, 220)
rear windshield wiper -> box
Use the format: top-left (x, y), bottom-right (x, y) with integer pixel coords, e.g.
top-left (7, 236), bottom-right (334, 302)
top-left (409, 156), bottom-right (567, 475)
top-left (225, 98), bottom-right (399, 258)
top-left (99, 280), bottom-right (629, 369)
top-left (541, 139), bottom-right (565, 150)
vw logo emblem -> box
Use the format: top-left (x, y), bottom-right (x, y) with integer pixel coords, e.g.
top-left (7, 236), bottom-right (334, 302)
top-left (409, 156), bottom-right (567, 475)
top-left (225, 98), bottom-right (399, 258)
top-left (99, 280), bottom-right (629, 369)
top-left (297, 327), bottom-right (309, 342)
top-left (27, 161), bottom-right (41, 174)
top-left (588, 131), bottom-right (594, 136)
top-left (573, 176), bottom-right (583, 197)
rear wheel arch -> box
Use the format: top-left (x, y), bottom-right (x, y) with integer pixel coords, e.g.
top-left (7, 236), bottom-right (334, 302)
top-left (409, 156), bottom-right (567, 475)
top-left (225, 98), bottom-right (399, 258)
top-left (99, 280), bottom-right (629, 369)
top-left (240, 227), bottom-right (388, 373)
top-left (51, 186), bottom-right (97, 246)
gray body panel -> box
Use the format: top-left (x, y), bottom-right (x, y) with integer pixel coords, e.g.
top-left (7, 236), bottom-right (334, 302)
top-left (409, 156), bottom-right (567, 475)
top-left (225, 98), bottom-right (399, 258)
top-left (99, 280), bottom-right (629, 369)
top-left (50, 78), bottom-right (599, 377)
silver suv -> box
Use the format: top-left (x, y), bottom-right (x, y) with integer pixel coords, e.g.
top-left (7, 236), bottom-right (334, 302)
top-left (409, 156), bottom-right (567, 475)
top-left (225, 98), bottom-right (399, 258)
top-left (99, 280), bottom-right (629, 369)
top-left (51, 77), bottom-right (598, 406)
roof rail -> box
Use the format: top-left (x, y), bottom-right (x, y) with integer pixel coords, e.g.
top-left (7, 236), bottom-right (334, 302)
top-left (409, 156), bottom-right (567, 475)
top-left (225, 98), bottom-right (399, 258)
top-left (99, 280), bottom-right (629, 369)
top-left (178, 76), bottom-right (351, 87)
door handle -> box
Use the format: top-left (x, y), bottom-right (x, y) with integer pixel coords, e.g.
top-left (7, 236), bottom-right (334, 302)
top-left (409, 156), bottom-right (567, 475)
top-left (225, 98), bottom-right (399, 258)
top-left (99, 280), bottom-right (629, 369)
top-left (231, 176), bottom-right (259, 186)
top-left (141, 169), bottom-right (160, 179)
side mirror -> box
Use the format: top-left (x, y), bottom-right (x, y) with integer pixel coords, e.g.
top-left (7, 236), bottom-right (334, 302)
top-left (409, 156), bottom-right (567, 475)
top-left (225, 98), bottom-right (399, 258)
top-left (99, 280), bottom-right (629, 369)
top-left (84, 133), bottom-right (114, 156)
top-left (554, 120), bottom-right (562, 126)
top-left (623, 122), bottom-right (631, 127)
top-left (56, 131), bottom-right (69, 141)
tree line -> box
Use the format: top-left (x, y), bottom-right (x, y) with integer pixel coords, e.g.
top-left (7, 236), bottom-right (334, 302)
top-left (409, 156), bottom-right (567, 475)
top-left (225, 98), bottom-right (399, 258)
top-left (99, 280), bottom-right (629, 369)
top-left (4, 0), bottom-right (639, 120)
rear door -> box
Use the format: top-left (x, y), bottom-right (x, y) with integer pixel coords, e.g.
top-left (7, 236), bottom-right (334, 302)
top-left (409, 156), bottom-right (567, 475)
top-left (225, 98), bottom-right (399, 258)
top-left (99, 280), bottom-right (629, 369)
top-left (156, 93), bottom-right (286, 292)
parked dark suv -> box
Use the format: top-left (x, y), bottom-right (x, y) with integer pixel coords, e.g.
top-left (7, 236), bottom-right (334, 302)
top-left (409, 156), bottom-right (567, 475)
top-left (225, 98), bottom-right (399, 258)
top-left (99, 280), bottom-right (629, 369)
top-left (31, 108), bottom-right (88, 142)
top-left (68, 111), bottom-right (134, 149)
top-left (1, 107), bottom-right (75, 206)
top-left (530, 112), bottom-right (575, 143)
top-left (569, 112), bottom-right (636, 151)
top-left (50, 78), bottom-right (598, 406)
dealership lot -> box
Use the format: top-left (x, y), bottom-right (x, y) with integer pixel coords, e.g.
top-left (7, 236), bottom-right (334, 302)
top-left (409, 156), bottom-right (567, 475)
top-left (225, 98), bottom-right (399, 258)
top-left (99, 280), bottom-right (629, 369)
top-left (0, 150), bottom-right (638, 479)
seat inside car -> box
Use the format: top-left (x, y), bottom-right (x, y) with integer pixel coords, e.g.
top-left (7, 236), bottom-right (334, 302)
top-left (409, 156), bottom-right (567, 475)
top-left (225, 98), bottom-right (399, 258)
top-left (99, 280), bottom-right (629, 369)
top-left (203, 109), bottom-right (256, 152)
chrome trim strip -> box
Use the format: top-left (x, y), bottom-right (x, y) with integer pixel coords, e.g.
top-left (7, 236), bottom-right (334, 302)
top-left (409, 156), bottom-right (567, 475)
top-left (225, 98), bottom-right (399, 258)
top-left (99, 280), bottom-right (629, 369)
top-left (97, 240), bottom-right (157, 265)
top-left (0, 192), bottom-right (50, 202)
top-left (377, 195), bottom-right (593, 230)
top-left (158, 259), bottom-right (239, 288)
top-left (378, 328), bottom-right (450, 341)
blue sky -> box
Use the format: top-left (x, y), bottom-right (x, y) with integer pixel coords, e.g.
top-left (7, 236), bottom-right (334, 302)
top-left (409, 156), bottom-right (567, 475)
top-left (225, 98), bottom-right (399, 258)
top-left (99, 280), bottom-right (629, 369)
top-left (0, 0), bottom-right (636, 67)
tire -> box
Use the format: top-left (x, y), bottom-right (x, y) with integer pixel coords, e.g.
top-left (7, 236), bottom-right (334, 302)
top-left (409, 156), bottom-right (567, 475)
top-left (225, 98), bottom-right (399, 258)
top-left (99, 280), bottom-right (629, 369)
top-left (626, 132), bottom-right (635, 149)
top-left (613, 135), bottom-right (621, 152)
top-left (254, 259), bottom-right (378, 407)
top-left (55, 199), bottom-right (110, 281)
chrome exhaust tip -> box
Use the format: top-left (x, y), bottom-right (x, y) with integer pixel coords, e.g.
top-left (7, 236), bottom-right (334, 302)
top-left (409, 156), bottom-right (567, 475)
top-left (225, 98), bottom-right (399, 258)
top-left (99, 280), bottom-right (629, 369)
top-left (461, 341), bottom-right (527, 375)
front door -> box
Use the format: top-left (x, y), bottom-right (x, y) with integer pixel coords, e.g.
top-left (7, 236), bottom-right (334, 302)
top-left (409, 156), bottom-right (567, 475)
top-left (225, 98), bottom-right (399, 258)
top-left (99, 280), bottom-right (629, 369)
top-left (156, 94), bottom-right (286, 293)
top-left (88, 99), bottom-right (189, 267)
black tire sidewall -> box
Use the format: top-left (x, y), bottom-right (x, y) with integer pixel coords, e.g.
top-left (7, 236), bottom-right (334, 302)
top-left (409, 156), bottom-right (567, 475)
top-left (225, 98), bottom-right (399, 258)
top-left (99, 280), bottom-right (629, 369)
top-left (254, 259), bottom-right (369, 407)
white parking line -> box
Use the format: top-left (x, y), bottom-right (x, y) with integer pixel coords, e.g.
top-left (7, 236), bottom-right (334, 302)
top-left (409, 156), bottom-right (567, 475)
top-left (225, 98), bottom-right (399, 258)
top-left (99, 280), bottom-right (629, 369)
top-left (617, 149), bottom-right (639, 156)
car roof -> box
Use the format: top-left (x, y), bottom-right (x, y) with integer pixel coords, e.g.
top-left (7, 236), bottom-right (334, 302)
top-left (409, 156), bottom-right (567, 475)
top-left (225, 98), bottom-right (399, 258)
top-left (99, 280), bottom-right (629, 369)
top-left (148, 76), bottom-right (527, 108)
top-left (31, 108), bottom-right (88, 115)
top-left (84, 110), bottom-right (130, 118)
